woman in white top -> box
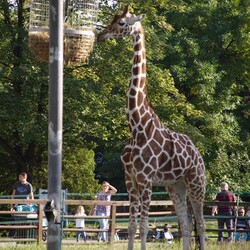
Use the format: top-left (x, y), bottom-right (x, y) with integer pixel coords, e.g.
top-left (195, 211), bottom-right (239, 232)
top-left (75, 205), bottom-right (87, 242)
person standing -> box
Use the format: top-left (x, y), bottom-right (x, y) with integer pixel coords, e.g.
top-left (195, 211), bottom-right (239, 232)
top-left (11, 172), bottom-right (34, 210)
top-left (95, 181), bottom-right (117, 242)
top-left (75, 205), bottom-right (87, 242)
top-left (235, 207), bottom-right (249, 229)
top-left (212, 182), bottom-right (236, 242)
top-left (234, 207), bottom-right (249, 241)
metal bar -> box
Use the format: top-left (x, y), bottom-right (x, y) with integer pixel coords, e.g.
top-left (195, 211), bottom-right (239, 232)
top-left (47, 0), bottom-right (64, 249)
top-left (62, 228), bottom-right (109, 232)
top-left (0, 225), bottom-right (37, 229)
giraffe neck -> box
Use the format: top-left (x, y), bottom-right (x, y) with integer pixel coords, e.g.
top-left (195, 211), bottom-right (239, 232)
top-left (127, 24), bottom-right (149, 131)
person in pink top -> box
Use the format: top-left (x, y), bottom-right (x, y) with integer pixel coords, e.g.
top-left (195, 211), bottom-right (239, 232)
top-left (95, 181), bottom-right (117, 242)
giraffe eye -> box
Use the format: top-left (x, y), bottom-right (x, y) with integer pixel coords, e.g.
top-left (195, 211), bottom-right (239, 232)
top-left (118, 21), bottom-right (125, 26)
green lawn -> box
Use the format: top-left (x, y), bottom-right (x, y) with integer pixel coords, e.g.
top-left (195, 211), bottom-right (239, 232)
top-left (0, 219), bottom-right (248, 249)
top-left (0, 240), bottom-right (249, 250)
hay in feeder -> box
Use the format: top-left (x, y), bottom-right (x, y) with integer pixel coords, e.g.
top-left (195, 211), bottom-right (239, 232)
top-left (29, 31), bottom-right (49, 63)
top-left (28, 30), bottom-right (95, 65)
top-left (64, 30), bottom-right (95, 65)
top-left (29, 0), bottom-right (98, 64)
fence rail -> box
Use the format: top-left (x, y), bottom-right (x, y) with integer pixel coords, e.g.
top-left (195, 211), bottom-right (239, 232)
top-left (0, 198), bottom-right (249, 244)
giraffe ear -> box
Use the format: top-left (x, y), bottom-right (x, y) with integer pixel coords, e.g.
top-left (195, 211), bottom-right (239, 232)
top-left (139, 14), bottom-right (146, 21)
top-left (127, 14), bottom-right (146, 25)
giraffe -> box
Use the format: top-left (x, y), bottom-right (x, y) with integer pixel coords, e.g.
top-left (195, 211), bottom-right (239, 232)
top-left (97, 5), bottom-right (206, 250)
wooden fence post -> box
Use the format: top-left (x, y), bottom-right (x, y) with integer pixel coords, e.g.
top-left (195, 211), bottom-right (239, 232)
top-left (110, 204), bottom-right (117, 248)
top-left (37, 203), bottom-right (44, 244)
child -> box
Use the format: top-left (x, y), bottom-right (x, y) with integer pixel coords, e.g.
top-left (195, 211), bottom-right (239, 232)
top-left (75, 205), bottom-right (87, 242)
top-left (156, 224), bottom-right (174, 244)
top-left (235, 207), bottom-right (249, 242)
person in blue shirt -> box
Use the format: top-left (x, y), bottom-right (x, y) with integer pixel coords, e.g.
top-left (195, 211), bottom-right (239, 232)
top-left (11, 172), bottom-right (34, 210)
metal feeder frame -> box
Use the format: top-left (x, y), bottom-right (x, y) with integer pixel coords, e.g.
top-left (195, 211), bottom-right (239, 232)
top-left (29, 0), bottom-right (98, 64)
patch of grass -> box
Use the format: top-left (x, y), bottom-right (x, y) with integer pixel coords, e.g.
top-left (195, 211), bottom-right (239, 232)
top-left (0, 240), bottom-right (249, 250)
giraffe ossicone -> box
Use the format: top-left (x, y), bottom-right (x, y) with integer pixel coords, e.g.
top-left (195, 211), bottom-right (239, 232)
top-left (98, 5), bottom-right (206, 250)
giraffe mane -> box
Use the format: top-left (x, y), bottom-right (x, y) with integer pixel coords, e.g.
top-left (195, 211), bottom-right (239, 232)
top-left (148, 100), bottom-right (156, 113)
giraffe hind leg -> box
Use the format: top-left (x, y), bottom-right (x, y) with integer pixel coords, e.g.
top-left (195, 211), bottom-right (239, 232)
top-left (186, 170), bottom-right (206, 250)
top-left (139, 220), bottom-right (148, 250)
top-left (167, 182), bottom-right (192, 250)
top-left (188, 192), bottom-right (206, 250)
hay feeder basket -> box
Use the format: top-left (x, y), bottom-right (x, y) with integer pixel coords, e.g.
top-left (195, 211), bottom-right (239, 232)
top-left (29, 0), bottom-right (98, 65)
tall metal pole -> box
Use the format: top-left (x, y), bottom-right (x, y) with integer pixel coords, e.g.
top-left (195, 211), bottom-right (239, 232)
top-left (47, 0), bottom-right (63, 249)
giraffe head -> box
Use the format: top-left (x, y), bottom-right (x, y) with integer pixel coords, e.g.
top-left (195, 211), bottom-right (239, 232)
top-left (97, 5), bottom-right (146, 42)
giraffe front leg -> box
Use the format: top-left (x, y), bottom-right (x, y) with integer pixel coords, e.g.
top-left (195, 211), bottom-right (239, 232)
top-left (127, 193), bottom-right (139, 250)
top-left (139, 184), bottom-right (152, 250)
top-left (125, 175), bottom-right (139, 250)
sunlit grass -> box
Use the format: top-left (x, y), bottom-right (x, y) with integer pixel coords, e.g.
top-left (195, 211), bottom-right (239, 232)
top-left (0, 220), bottom-right (248, 249)
top-left (0, 240), bottom-right (249, 250)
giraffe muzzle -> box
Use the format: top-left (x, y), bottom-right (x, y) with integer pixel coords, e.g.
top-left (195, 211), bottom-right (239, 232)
top-left (97, 32), bottom-right (107, 42)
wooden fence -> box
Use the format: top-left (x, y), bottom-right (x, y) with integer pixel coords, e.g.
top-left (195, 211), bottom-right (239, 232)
top-left (0, 198), bottom-right (249, 245)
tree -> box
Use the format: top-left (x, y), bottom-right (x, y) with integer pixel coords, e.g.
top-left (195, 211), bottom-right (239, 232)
top-left (0, 0), bottom-right (100, 195)
top-left (0, 0), bottom-right (49, 191)
top-left (160, 0), bottom-right (250, 191)
top-left (62, 148), bottom-right (99, 194)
